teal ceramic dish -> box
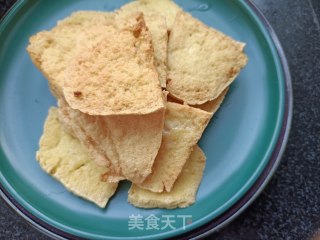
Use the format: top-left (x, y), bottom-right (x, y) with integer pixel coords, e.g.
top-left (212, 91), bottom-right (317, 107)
top-left (0, 0), bottom-right (292, 239)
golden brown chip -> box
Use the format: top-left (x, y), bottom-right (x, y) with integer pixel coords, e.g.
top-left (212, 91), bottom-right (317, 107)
top-left (143, 14), bottom-right (168, 87)
top-left (117, 8), bottom-right (168, 87)
top-left (119, 0), bottom-right (182, 30)
top-left (167, 88), bottom-right (229, 113)
top-left (58, 100), bottom-right (122, 181)
top-left (136, 102), bottom-right (212, 192)
top-left (58, 99), bottom-right (165, 184)
top-left (36, 107), bottom-right (118, 208)
top-left (193, 88), bottom-right (229, 113)
top-left (167, 11), bottom-right (248, 105)
top-left (27, 11), bottom-right (116, 98)
top-left (30, 3), bottom-right (245, 211)
top-left (63, 13), bottom-right (165, 116)
top-left (28, 11), bottom-right (166, 184)
top-left (128, 145), bottom-right (206, 209)
top-left (106, 109), bottom-right (165, 183)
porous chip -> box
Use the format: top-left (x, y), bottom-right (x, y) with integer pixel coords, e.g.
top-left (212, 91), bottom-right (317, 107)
top-left (194, 88), bottom-right (229, 113)
top-left (128, 145), bottom-right (206, 209)
top-left (58, 99), bottom-right (165, 184)
top-left (136, 102), bottom-right (212, 192)
top-left (58, 100), bottom-right (123, 182)
top-left (105, 109), bottom-right (165, 183)
top-left (27, 11), bottom-right (116, 98)
top-left (36, 107), bottom-right (118, 208)
top-left (118, 8), bottom-right (168, 88)
top-left (29, 11), bottom-right (166, 183)
top-left (167, 11), bottom-right (248, 105)
top-left (167, 88), bottom-right (229, 113)
top-left (119, 0), bottom-right (182, 30)
top-left (30, 2), bottom-right (247, 210)
top-left (142, 14), bottom-right (168, 87)
top-left (63, 14), bottom-right (165, 115)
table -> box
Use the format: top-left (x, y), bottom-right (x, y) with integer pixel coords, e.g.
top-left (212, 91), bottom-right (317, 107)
top-left (1, 0), bottom-right (319, 239)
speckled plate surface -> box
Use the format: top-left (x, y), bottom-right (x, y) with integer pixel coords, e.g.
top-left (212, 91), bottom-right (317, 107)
top-left (0, 0), bottom-right (292, 239)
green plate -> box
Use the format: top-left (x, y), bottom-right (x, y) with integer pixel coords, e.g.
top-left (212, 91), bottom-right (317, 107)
top-left (0, 0), bottom-right (292, 239)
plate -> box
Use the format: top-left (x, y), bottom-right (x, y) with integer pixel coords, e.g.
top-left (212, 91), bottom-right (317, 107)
top-left (0, 0), bottom-right (292, 239)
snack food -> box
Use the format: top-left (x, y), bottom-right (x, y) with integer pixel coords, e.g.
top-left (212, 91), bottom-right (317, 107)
top-left (195, 88), bottom-right (229, 113)
top-left (29, 0), bottom-right (248, 209)
top-left (136, 102), bottom-right (211, 193)
top-left (27, 11), bottom-right (115, 98)
top-left (128, 145), bottom-right (206, 209)
top-left (167, 11), bottom-right (248, 105)
top-left (118, 0), bottom-right (182, 87)
top-left (167, 88), bottom-right (229, 113)
top-left (142, 14), bottom-right (168, 87)
top-left (118, 8), bottom-right (168, 87)
top-left (63, 13), bottom-right (165, 116)
top-left (58, 99), bottom-right (165, 184)
top-left (119, 0), bottom-right (182, 30)
top-left (36, 108), bottom-right (118, 208)
top-left (28, 12), bottom-right (165, 184)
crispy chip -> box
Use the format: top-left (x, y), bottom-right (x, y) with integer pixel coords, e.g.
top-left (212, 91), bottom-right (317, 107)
top-left (28, 12), bottom-right (165, 115)
top-left (142, 13), bottom-right (168, 87)
top-left (58, 99), bottom-right (165, 184)
top-left (30, 3), bottom-right (246, 210)
top-left (63, 13), bottom-right (164, 115)
top-left (58, 100), bottom-right (122, 181)
top-left (128, 145), bottom-right (206, 209)
top-left (167, 11), bottom-right (248, 105)
top-left (36, 107), bottom-right (118, 208)
top-left (105, 109), bottom-right (165, 183)
top-left (29, 12), bottom-right (166, 183)
top-left (194, 88), bottom-right (229, 113)
top-left (118, 8), bottom-right (168, 87)
top-left (167, 88), bottom-right (229, 113)
top-left (136, 102), bottom-right (211, 192)
top-left (119, 0), bottom-right (182, 30)
top-left (27, 11), bottom-right (116, 98)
